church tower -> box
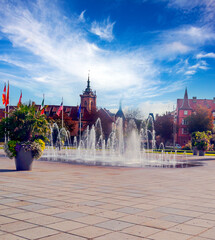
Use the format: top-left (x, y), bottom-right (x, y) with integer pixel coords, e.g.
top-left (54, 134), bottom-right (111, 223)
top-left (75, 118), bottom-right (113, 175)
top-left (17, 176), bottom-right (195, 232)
top-left (177, 88), bottom-right (193, 145)
top-left (80, 74), bottom-right (97, 113)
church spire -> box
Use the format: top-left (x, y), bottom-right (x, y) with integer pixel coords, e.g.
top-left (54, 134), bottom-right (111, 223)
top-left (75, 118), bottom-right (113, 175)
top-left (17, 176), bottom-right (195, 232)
top-left (116, 99), bottom-right (125, 120)
top-left (180, 87), bottom-right (192, 110)
top-left (119, 99), bottom-right (122, 111)
top-left (87, 71), bottom-right (90, 89)
top-left (84, 71), bottom-right (92, 94)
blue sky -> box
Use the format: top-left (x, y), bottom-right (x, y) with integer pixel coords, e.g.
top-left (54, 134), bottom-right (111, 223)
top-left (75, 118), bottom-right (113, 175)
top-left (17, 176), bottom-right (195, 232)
top-left (0, 0), bottom-right (215, 116)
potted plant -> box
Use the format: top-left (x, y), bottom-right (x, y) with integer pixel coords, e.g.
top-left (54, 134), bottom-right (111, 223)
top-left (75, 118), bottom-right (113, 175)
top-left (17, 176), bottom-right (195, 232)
top-left (191, 131), bottom-right (211, 156)
top-left (0, 104), bottom-right (49, 170)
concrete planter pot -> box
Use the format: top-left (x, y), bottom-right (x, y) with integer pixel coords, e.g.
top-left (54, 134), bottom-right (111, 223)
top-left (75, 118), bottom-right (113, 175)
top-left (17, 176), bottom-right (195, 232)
top-left (193, 147), bottom-right (198, 155)
top-left (199, 150), bottom-right (205, 156)
top-left (15, 147), bottom-right (34, 171)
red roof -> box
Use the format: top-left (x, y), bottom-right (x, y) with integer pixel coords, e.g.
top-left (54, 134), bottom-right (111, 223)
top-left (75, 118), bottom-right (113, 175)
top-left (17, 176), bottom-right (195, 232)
top-left (52, 107), bottom-right (58, 112)
top-left (177, 98), bottom-right (215, 112)
top-left (65, 107), bottom-right (71, 112)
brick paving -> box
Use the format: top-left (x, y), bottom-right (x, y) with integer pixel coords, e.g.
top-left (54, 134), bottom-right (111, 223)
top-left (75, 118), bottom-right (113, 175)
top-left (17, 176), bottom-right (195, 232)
top-left (1, 155), bottom-right (215, 239)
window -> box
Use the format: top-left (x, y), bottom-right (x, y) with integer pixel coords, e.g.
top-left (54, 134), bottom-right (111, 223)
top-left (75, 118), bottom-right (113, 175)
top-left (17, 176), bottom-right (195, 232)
top-left (84, 101), bottom-right (87, 106)
top-left (182, 128), bottom-right (188, 134)
top-left (184, 110), bottom-right (188, 115)
top-left (182, 119), bottom-right (188, 125)
top-left (213, 112), bottom-right (215, 117)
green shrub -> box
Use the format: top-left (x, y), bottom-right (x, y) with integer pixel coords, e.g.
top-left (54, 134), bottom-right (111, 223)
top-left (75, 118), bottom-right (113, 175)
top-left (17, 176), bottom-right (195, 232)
top-left (192, 131), bottom-right (212, 151)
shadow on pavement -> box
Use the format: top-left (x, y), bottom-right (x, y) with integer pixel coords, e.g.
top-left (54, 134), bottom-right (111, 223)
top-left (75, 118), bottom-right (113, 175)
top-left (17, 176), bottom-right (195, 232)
top-left (0, 169), bottom-right (16, 172)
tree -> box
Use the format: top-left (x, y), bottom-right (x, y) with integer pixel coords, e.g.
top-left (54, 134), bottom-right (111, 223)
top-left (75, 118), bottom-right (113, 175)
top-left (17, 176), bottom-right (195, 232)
top-left (154, 113), bottom-right (175, 146)
top-left (125, 108), bottom-right (142, 120)
top-left (186, 106), bottom-right (213, 133)
top-left (125, 108), bottom-right (143, 131)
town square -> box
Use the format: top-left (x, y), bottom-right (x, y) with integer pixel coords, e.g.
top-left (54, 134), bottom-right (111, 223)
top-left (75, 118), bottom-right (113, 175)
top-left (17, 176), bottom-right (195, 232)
top-left (0, 0), bottom-right (215, 239)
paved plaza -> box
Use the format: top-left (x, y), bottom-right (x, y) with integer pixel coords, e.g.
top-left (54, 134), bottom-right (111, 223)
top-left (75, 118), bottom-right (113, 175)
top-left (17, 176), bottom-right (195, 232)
top-left (1, 155), bottom-right (215, 239)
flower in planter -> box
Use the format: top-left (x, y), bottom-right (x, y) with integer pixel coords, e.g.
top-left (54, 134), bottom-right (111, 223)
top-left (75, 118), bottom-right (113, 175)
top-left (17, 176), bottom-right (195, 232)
top-left (191, 131), bottom-right (212, 152)
top-left (0, 104), bottom-right (50, 160)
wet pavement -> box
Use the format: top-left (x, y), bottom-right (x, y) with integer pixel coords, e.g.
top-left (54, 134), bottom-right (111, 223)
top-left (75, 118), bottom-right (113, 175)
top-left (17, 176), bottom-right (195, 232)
top-left (1, 154), bottom-right (215, 239)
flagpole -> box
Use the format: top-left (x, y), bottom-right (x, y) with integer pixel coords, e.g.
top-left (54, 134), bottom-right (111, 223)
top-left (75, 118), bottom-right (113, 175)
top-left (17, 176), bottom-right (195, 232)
top-left (7, 81), bottom-right (10, 117)
top-left (4, 104), bottom-right (6, 144)
top-left (7, 81), bottom-right (9, 142)
top-left (79, 107), bottom-right (81, 144)
top-left (62, 97), bottom-right (63, 129)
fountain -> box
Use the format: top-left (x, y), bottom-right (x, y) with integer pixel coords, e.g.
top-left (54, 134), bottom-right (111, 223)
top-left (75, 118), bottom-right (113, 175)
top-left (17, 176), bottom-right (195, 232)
top-left (42, 117), bottom-right (203, 168)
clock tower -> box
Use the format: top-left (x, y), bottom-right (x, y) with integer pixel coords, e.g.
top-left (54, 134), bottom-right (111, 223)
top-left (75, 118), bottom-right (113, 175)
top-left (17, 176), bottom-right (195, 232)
top-left (80, 75), bottom-right (97, 113)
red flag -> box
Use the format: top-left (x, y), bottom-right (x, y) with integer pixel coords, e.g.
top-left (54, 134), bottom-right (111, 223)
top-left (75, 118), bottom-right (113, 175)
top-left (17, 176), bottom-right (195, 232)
top-left (5, 82), bottom-right (9, 107)
top-left (40, 97), bottom-right (45, 115)
top-left (2, 83), bottom-right (6, 106)
top-left (17, 91), bottom-right (22, 107)
top-left (57, 100), bottom-right (63, 116)
top-left (41, 108), bottom-right (45, 115)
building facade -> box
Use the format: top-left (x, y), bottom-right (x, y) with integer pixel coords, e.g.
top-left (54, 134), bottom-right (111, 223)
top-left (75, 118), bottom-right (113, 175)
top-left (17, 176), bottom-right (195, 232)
top-left (0, 77), bottom-right (116, 141)
top-left (176, 89), bottom-right (215, 146)
top-left (44, 77), bottom-right (115, 140)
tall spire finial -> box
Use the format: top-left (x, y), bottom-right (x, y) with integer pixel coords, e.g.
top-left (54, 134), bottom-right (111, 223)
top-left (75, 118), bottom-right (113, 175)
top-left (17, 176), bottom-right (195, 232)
top-left (184, 87), bottom-right (188, 99)
top-left (87, 70), bottom-right (90, 89)
top-left (119, 99), bottom-right (122, 111)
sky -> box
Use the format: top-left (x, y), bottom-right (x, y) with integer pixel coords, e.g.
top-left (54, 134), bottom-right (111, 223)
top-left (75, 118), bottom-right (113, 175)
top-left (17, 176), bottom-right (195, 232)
top-left (0, 0), bottom-right (215, 117)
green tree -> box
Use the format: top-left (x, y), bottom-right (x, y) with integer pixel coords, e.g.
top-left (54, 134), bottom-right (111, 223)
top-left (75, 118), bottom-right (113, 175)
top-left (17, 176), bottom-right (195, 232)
top-left (186, 106), bottom-right (213, 133)
top-left (154, 113), bottom-right (175, 145)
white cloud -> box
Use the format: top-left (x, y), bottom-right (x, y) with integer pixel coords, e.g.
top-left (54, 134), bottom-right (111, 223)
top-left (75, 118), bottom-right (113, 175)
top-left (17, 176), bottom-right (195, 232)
top-left (162, 26), bottom-right (215, 47)
top-left (0, 0), bottom-right (212, 107)
top-left (196, 52), bottom-right (215, 59)
top-left (138, 100), bottom-right (175, 117)
top-left (185, 70), bottom-right (196, 75)
top-left (90, 18), bottom-right (115, 41)
top-left (168, 0), bottom-right (205, 10)
top-left (79, 10), bottom-right (86, 22)
top-left (167, 0), bottom-right (215, 22)
top-left (163, 41), bottom-right (191, 55)
top-left (188, 60), bottom-right (208, 70)
top-left (0, 1), bottom-right (161, 105)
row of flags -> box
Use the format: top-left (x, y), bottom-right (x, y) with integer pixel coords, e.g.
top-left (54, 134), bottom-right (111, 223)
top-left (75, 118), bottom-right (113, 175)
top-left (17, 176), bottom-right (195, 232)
top-left (2, 82), bottom-right (22, 108)
top-left (2, 82), bottom-right (10, 107)
top-left (1, 83), bottom-right (82, 118)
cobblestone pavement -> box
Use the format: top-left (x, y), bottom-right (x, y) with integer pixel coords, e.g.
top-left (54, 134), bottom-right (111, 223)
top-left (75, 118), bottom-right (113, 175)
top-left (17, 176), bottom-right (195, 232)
top-left (1, 156), bottom-right (215, 239)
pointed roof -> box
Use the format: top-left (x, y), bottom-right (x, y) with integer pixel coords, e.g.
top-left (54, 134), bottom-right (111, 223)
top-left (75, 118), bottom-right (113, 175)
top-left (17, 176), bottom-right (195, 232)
top-left (116, 100), bottom-right (125, 120)
top-left (82, 73), bottom-right (96, 96)
top-left (83, 74), bottom-right (92, 94)
top-left (179, 88), bottom-right (192, 110)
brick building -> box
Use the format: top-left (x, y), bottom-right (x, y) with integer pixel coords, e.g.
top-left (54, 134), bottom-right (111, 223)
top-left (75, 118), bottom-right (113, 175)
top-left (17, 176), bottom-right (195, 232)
top-left (176, 88), bottom-right (215, 146)
top-left (0, 77), bottom-right (116, 141)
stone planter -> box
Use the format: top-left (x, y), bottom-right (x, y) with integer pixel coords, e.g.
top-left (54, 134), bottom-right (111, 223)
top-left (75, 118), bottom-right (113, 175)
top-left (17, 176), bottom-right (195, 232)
top-left (193, 147), bottom-right (198, 155)
top-left (199, 150), bottom-right (205, 156)
top-left (15, 147), bottom-right (33, 171)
